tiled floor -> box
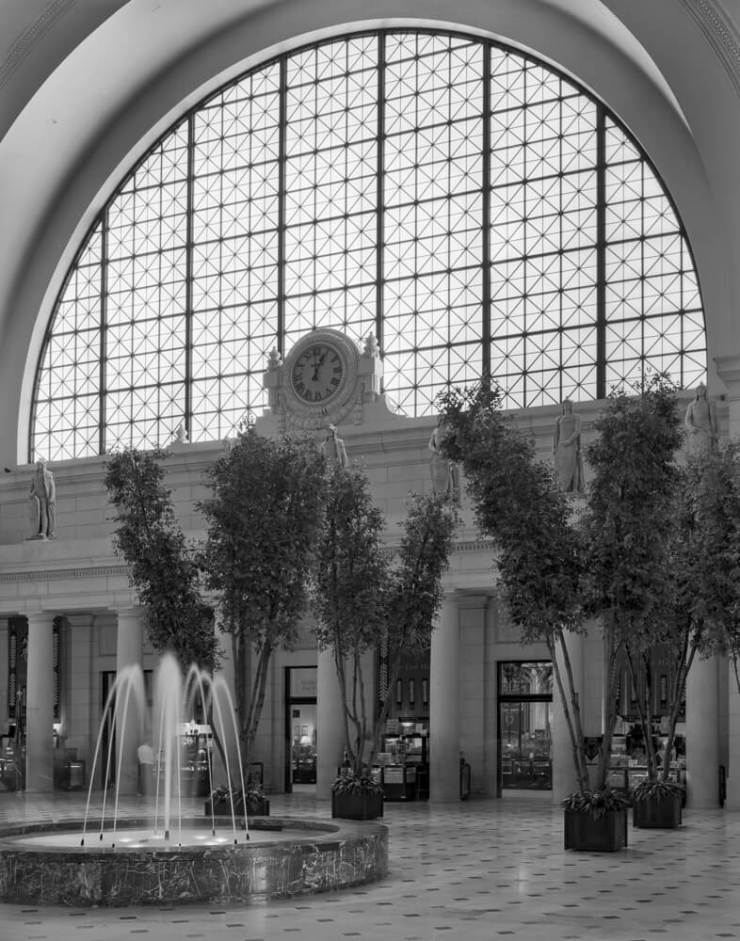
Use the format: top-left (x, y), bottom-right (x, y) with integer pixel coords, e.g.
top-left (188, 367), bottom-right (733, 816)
top-left (1, 790), bottom-right (739, 941)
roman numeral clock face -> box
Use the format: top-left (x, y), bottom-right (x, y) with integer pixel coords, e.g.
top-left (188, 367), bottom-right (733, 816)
top-left (291, 343), bottom-right (345, 404)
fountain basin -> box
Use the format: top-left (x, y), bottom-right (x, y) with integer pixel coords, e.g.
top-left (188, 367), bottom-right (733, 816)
top-left (0, 816), bottom-right (388, 906)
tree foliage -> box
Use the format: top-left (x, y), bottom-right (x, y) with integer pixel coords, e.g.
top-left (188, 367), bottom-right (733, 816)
top-left (313, 465), bottom-right (457, 775)
top-left (437, 376), bottom-right (697, 795)
top-left (437, 383), bottom-right (590, 791)
top-left (198, 428), bottom-right (327, 764)
top-left (580, 376), bottom-right (684, 787)
top-left (104, 449), bottom-right (218, 672)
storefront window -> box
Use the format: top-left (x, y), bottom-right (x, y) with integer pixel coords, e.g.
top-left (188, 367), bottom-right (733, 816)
top-left (499, 660), bottom-right (552, 791)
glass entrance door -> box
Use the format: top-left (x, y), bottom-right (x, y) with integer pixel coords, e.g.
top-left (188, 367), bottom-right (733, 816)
top-left (498, 661), bottom-right (553, 792)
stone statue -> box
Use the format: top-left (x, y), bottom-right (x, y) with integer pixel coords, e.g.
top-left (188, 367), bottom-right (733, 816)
top-left (321, 424), bottom-right (349, 469)
top-left (29, 458), bottom-right (56, 538)
top-left (428, 419), bottom-right (460, 503)
top-left (553, 399), bottom-right (584, 494)
top-left (684, 383), bottom-right (718, 457)
top-left (173, 422), bottom-right (189, 444)
top-left (363, 333), bottom-right (378, 357)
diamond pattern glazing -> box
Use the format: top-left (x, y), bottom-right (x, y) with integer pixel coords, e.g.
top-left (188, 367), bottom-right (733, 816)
top-left (31, 30), bottom-right (706, 460)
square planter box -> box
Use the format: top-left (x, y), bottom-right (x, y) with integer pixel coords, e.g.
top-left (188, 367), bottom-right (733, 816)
top-left (564, 808), bottom-right (628, 852)
top-left (332, 789), bottom-right (384, 820)
top-left (633, 793), bottom-right (682, 829)
top-left (204, 797), bottom-right (270, 817)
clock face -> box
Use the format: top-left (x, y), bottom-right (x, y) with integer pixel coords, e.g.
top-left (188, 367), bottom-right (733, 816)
top-left (290, 342), bottom-right (345, 404)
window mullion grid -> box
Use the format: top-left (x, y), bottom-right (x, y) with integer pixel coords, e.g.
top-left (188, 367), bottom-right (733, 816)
top-left (376, 33), bottom-right (386, 355)
top-left (481, 42), bottom-right (491, 384)
top-left (184, 113), bottom-right (196, 441)
top-left (523, 70), bottom-right (530, 407)
top-left (558, 93), bottom-right (564, 405)
top-left (277, 56), bottom-right (288, 355)
top-left (99, 211), bottom-right (109, 455)
top-left (595, 105), bottom-right (607, 400)
top-left (641, 160), bottom-right (646, 388)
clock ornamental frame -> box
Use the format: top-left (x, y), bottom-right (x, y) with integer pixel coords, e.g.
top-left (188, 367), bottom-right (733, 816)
top-left (265, 329), bottom-right (373, 430)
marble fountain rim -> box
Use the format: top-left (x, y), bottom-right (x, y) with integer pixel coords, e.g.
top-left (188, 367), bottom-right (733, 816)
top-left (0, 816), bottom-right (390, 906)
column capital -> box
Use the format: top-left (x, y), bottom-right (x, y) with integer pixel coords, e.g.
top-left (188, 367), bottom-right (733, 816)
top-left (23, 610), bottom-right (57, 626)
top-left (114, 606), bottom-right (144, 619)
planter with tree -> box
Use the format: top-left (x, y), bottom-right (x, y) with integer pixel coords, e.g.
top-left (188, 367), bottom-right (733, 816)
top-left (198, 428), bottom-right (327, 809)
top-left (437, 377), bottom-right (688, 850)
top-left (313, 464), bottom-right (457, 819)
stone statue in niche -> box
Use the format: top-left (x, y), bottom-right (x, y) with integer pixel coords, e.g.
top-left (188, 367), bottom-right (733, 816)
top-left (428, 419), bottom-right (460, 503)
top-left (321, 424), bottom-right (349, 469)
top-left (684, 383), bottom-right (718, 457)
top-left (29, 458), bottom-right (56, 539)
top-left (553, 399), bottom-right (585, 494)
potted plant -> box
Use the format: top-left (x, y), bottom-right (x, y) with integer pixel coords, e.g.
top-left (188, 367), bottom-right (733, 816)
top-left (562, 788), bottom-right (631, 851)
top-left (205, 778), bottom-right (270, 817)
top-left (331, 768), bottom-right (385, 820)
top-left (631, 779), bottom-right (683, 829)
top-left (312, 465), bottom-right (457, 819)
top-left (626, 439), bottom-right (740, 826)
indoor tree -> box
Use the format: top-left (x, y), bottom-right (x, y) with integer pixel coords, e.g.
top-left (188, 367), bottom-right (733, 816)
top-left (436, 384), bottom-right (592, 794)
top-left (312, 464), bottom-right (457, 780)
top-left (437, 376), bottom-right (689, 806)
top-left (581, 377), bottom-right (684, 793)
top-left (198, 427), bottom-right (327, 772)
top-left (629, 441), bottom-right (740, 792)
top-left (105, 448), bottom-right (218, 672)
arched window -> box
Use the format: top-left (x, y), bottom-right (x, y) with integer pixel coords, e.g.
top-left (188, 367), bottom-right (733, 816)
top-left (31, 29), bottom-right (706, 461)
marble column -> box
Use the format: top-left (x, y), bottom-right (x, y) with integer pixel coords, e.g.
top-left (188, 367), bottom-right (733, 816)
top-left (727, 662), bottom-right (740, 810)
top-left (25, 611), bottom-right (56, 792)
top-left (316, 645), bottom-right (345, 797)
top-left (551, 628), bottom-right (584, 802)
top-left (430, 593), bottom-right (460, 802)
top-left (686, 654), bottom-right (720, 808)
top-left (115, 607), bottom-right (144, 796)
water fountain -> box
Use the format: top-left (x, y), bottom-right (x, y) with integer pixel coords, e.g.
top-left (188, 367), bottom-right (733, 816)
top-left (0, 654), bottom-right (387, 906)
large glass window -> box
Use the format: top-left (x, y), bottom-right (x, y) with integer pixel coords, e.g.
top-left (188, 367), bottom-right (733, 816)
top-left (31, 29), bottom-right (706, 462)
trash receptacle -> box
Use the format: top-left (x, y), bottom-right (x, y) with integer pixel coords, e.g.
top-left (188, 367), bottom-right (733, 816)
top-left (460, 760), bottom-right (471, 800)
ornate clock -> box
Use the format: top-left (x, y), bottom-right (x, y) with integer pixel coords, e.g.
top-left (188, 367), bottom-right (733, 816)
top-left (267, 329), bottom-right (359, 428)
top-left (290, 339), bottom-right (346, 405)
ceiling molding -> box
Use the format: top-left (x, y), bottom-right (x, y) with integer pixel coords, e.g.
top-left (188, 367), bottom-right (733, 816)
top-left (679, 0), bottom-right (740, 95)
top-left (0, 0), bottom-right (77, 90)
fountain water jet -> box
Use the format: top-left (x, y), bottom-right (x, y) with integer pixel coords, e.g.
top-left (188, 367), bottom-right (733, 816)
top-left (0, 653), bottom-right (388, 905)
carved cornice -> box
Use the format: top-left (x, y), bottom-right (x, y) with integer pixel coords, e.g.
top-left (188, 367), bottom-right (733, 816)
top-left (0, 0), bottom-right (77, 90)
top-left (679, 0), bottom-right (740, 95)
top-left (0, 564), bottom-right (128, 584)
top-left (0, 538), bottom-right (496, 586)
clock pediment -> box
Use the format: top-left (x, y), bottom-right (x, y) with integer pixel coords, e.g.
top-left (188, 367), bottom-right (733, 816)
top-left (263, 329), bottom-right (380, 431)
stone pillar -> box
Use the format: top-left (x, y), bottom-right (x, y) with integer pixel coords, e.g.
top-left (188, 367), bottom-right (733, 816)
top-left (551, 628), bottom-right (584, 802)
top-left (686, 654), bottom-right (720, 808)
top-left (25, 611), bottom-right (56, 792)
top-left (115, 608), bottom-right (144, 796)
top-left (316, 645), bottom-right (345, 798)
top-left (430, 593), bottom-right (460, 802)
top-left (725, 660), bottom-right (740, 809)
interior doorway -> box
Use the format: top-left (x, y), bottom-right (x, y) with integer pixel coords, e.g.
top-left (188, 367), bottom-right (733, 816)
top-left (285, 666), bottom-right (317, 794)
top-left (498, 661), bottom-right (553, 795)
